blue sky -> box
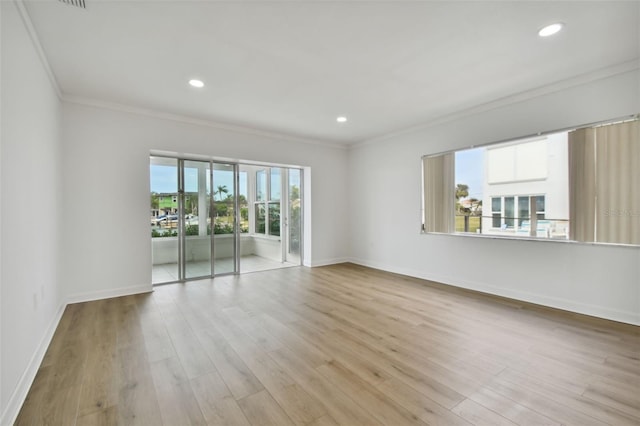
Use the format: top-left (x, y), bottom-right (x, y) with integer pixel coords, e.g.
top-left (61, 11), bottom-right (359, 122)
top-left (150, 165), bottom-right (248, 197)
top-left (455, 148), bottom-right (484, 200)
top-left (151, 165), bottom-right (300, 198)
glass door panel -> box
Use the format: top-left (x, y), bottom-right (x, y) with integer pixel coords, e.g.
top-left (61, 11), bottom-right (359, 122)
top-left (151, 156), bottom-right (303, 282)
top-left (286, 168), bottom-right (302, 264)
top-left (212, 163), bottom-right (237, 275)
top-left (183, 160), bottom-right (212, 279)
top-left (150, 156), bottom-right (180, 284)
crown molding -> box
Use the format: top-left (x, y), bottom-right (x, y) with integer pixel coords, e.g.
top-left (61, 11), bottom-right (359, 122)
top-left (13, 0), bottom-right (638, 151)
top-left (353, 59), bottom-right (640, 149)
top-left (62, 94), bottom-right (349, 150)
top-left (13, 2), bottom-right (345, 150)
top-left (14, 0), bottom-right (62, 99)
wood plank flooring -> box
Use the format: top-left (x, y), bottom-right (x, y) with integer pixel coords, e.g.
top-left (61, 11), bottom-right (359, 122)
top-left (15, 263), bottom-right (640, 425)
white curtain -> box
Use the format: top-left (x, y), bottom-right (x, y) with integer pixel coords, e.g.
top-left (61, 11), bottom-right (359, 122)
top-left (423, 153), bottom-right (455, 233)
top-left (595, 120), bottom-right (640, 245)
top-left (569, 119), bottom-right (639, 245)
top-left (568, 127), bottom-right (596, 242)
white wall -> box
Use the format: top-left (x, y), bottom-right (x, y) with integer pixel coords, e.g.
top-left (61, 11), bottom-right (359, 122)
top-left (0, 1), bottom-right (64, 423)
top-left (60, 102), bottom-right (350, 298)
top-left (349, 69), bottom-right (640, 325)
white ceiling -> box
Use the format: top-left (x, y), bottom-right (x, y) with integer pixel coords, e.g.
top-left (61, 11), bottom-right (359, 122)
top-left (24, 1), bottom-right (639, 145)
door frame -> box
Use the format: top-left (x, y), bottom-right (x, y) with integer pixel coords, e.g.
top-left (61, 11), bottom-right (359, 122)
top-left (151, 154), bottom-right (304, 284)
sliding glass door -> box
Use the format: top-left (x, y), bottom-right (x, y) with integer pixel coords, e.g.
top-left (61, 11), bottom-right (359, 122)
top-left (183, 160), bottom-right (212, 279)
top-left (151, 158), bottom-right (239, 284)
top-left (212, 163), bottom-right (238, 275)
top-left (150, 157), bottom-right (180, 283)
top-left (151, 157), bottom-right (303, 284)
top-left (285, 168), bottom-right (302, 265)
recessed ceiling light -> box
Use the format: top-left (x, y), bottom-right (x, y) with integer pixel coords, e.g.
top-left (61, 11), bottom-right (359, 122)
top-left (189, 79), bottom-right (204, 88)
top-left (538, 23), bottom-right (563, 37)
top-left (336, 116), bottom-right (347, 123)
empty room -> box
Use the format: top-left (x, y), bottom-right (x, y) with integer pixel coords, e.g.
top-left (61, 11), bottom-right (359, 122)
top-left (1, 1), bottom-right (639, 425)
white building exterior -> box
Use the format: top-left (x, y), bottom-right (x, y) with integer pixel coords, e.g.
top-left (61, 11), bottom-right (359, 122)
top-left (481, 132), bottom-right (570, 238)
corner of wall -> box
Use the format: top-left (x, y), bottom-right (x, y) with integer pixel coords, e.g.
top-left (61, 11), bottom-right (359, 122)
top-left (65, 284), bottom-right (153, 305)
top-left (0, 300), bottom-right (66, 426)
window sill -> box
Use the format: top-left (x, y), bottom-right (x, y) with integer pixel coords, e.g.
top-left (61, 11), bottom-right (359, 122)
top-left (249, 233), bottom-right (282, 242)
top-left (420, 230), bottom-right (639, 249)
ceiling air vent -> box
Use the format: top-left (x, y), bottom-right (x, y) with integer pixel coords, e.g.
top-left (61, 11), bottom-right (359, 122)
top-left (58, 0), bottom-right (86, 9)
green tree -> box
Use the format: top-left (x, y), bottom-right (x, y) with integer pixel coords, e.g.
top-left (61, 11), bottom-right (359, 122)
top-left (455, 183), bottom-right (469, 214)
top-left (290, 185), bottom-right (300, 201)
top-left (215, 185), bottom-right (228, 201)
top-left (455, 184), bottom-right (469, 201)
top-left (215, 202), bottom-right (228, 217)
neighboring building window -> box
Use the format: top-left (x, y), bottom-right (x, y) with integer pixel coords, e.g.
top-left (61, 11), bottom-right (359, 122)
top-left (490, 195), bottom-right (546, 230)
top-left (491, 197), bottom-right (502, 228)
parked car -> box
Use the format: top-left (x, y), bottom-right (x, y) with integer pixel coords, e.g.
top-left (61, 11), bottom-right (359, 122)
top-left (152, 214), bottom-right (178, 225)
top-left (151, 215), bottom-right (167, 225)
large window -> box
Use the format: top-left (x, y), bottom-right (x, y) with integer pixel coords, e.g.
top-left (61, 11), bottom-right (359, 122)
top-left (254, 168), bottom-right (282, 237)
top-left (422, 116), bottom-right (639, 245)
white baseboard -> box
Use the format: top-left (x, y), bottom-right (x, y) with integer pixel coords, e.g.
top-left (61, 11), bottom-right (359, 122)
top-left (348, 257), bottom-right (640, 326)
top-left (1, 283), bottom-right (153, 425)
top-left (1, 300), bottom-right (66, 426)
top-left (309, 257), bottom-right (350, 267)
top-left (65, 284), bottom-right (153, 304)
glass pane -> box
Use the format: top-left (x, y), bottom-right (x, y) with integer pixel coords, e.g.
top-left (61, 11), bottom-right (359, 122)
top-left (491, 197), bottom-right (501, 212)
top-left (518, 196), bottom-right (530, 226)
top-left (150, 157), bottom-right (179, 284)
top-left (270, 168), bottom-right (281, 201)
top-left (238, 172), bottom-right (249, 233)
top-left (256, 170), bottom-right (266, 201)
top-left (268, 202), bottom-right (280, 236)
top-left (184, 160), bottom-right (211, 279)
top-left (505, 197), bottom-right (514, 227)
top-left (536, 195), bottom-right (546, 212)
top-left (492, 213), bottom-right (502, 228)
top-left (287, 169), bottom-right (301, 262)
top-left (213, 163), bottom-right (236, 275)
top-left (255, 204), bottom-right (266, 234)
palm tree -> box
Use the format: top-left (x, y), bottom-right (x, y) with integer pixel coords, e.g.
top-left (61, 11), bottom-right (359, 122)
top-left (215, 185), bottom-right (228, 201)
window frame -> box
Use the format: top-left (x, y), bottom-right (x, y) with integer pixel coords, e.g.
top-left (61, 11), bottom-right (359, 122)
top-left (253, 167), bottom-right (283, 238)
top-left (421, 114), bottom-right (639, 247)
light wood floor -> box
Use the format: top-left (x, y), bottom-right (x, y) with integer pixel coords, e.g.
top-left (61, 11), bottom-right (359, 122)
top-left (15, 263), bottom-right (640, 425)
